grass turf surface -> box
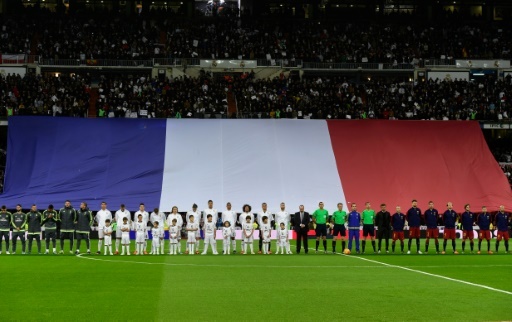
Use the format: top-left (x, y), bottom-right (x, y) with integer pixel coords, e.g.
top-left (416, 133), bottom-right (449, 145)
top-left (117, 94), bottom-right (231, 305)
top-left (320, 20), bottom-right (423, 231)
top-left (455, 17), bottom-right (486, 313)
top-left (1, 239), bottom-right (511, 321)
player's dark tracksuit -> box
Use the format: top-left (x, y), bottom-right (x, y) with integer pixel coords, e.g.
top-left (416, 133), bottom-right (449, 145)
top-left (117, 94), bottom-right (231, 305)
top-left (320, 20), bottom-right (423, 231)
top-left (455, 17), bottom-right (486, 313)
top-left (424, 208), bottom-right (440, 252)
top-left (11, 212), bottom-right (27, 253)
top-left (375, 210), bottom-right (390, 252)
top-left (42, 210), bottom-right (59, 251)
top-left (76, 208), bottom-right (93, 252)
top-left (59, 207), bottom-right (76, 251)
top-left (461, 211), bottom-right (475, 252)
top-left (0, 211), bottom-right (12, 252)
top-left (406, 207), bottom-right (421, 252)
top-left (27, 211), bottom-right (43, 253)
top-left (477, 212), bottom-right (491, 252)
top-left (442, 210), bottom-right (458, 252)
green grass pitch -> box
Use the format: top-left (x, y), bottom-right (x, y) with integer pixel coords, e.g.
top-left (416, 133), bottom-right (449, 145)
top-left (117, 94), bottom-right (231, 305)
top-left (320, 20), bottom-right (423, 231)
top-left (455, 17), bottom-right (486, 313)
top-left (1, 239), bottom-right (511, 321)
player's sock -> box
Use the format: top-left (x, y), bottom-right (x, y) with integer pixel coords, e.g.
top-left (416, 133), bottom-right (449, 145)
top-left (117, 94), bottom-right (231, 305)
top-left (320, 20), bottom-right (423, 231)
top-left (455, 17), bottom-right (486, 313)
top-left (323, 240), bottom-right (327, 251)
top-left (462, 241), bottom-right (465, 252)
top-left (407, 239), bottom-right (412, 251)
top-left (392, 242), bottom-right (395, 252)
top-left (60, 238), bottom-right (65, 251)
top-left (104, 245), bottom-right (107, 255)
top-left (415, 238), bottom-right (420, 252)
top-left (69, 237), bottom-right (74, 251)
top-left (362, 240), bottom-right (366, 253)
top-left (470, 241), bottom-right (474, 252)
top-left (496, 241), bottom-right (499, 252)
top-left (85, 239), bottom-right (90, 251)
top-left (116, 239), bottom-right (120, 252)
top-left (249, 243), bottom-right (254, 253)
top-left (37, 239), bottom-right (41, 253)
top-left (487, 240), bottom-right (490, 251)
top-left (385, 239), bottom-right (389, 251)
top-left (378, 239), bottom-right (382, 251)
top-left (46, 239), bottom-right (50, 250)
top-left (435, 242), bottom-right (439, 252)
top-left (452, 239), bottom-right (456, 251)
top-left (443, 240), bottom-right (447, 251)
top-left (98, 240), bottom-right (103, 252)
top-left (161, 242), bottom-right (164, 254)
top-left (505, 240), bottom-right (509, 252)
top-left (332, 240), bottom-right (336, 252)
top-left (232, 240), bottom-right (236, 252)
top-left (371, 240), bottom-right (376, 252)
top-left (400, 242), bottom-right (404, 252)
top-left (425, 241), bottom-right (429, 252)
top-left (315, 240), bottom-right (319, 251)
top-left (342, 240), bottom-right (346, 251)
top-left (243, 242), bottom-right (246, 253)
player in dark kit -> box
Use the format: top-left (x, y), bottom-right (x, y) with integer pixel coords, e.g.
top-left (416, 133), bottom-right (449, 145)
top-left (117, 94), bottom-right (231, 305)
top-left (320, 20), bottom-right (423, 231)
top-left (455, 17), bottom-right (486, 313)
top-left (58, 200), bottom-right (77, 254)
top-left (476, 206), bottom-right (493, 254)
top-left (11, 204), bottom-right (27, 254)
top-left (375, 204), bottom-right (391, 253)
top-left (442, 202), bottom-right (459, 254)
top-left (460, 204), bottom-right (475, 254)
top-left (494, 205), bottom-right (510, 253)
top-left (391, 206), bottom-right (406, 254)
top-left (424, 201), bottom-right (440, 253)
top-left (406, 200), bottom-right (422, 254)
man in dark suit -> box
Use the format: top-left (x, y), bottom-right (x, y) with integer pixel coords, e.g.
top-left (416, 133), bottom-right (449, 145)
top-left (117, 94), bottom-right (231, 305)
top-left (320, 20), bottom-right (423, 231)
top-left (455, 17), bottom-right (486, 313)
top-left (294, 205), bottom-right (310, 254)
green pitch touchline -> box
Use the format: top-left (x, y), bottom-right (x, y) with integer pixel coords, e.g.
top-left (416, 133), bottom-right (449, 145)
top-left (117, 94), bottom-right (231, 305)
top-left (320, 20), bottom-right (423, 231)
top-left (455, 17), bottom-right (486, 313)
top-left (338, 251), bottom-right (512, 296)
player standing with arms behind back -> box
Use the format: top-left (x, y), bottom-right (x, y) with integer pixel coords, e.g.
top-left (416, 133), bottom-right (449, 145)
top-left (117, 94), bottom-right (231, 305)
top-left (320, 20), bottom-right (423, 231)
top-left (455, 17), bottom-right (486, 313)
top-left (477, 206), bottom-right (492, 254)
top-left (424, 201), bottom-right (440, 254)
top-left (494, 205), bottom-right (510, 253)
top-left (460, 204), bottom-right (475, 254)
top-left (406, 200), bottom-right (422, 254)
top-left (442, 202), bottom-right (459, 254)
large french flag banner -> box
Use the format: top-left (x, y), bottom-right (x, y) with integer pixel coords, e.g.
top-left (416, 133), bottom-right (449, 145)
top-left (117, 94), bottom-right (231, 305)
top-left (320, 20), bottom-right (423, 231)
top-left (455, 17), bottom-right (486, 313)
top-left (2, 117), bottom-right (511, 213)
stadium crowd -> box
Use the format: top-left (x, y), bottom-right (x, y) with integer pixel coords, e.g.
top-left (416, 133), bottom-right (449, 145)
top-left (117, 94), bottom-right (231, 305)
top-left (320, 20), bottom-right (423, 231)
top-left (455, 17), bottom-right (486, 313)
top-left (4, 72), bottom-right (512, 121)
top-left (3, 6), bottom-right (512, 63)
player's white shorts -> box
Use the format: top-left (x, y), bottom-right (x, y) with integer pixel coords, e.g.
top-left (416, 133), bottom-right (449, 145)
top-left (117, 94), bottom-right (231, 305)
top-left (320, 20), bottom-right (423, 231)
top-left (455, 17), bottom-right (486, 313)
top-left (204, 235), bottom-right (215, 244)
top-left (98, 228), bottom-right (105, 239)
top-left (104, 235), bottom-right (112, 246)
top-left (169, 237), bottom-right (178, 244)
top-left (244, 236), bottom-right (253, 243)
top-left (121, 235), bottom-right (130, 244)
top-left (136, 232), bottom-right (145, 243)
top-left (263, 238), bottom-right (271, 243)
top-left (187, 232), bottom-right (196, 241)
top-left (152, 238), bottom-right (161, 248)
top-left (279, 239), bottom-right (287, 247)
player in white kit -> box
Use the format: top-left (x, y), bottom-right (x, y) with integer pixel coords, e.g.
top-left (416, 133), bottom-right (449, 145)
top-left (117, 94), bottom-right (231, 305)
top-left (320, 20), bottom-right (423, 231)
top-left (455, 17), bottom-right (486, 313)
top-left (258, 203), bottom-right (273, 254)
top-left (150, 208), bottom-right (166, 254)
top-left (276, 222), bottom-right (289, 254)
top-left (114, 204), bottom-right (131, 254)
top-left (169, 218), bottom-right (179, 255)
top-left (221, 202), bottom-right (237, 253)
top-left (134, 214), bottom-right (147, 255)
top-left (103, 219), bottom-right (114, 255)
top-left (275, 202), bottom-right (292, 254)
top-left (120, 217), bottom-right (131, 256)
top-left (242, 215), bottom-right (255, 254)
top-left (186, 215), bottom-right (199, 254)
top-left (95, 201), bottom-right (112, 255)
top-left (166, 206), bottom-right (183, 254)
top-left (151, 221), bottom-right (163, 255)
top-left (203, 200), bottom-right (219, 229)
top-left (222, 221), bottom-right (233, 255)
top-left (186, 204), bottom-right (201, 253)
top-left (260, 216), bottom-right (272, 254)
top-left (134, 203), bottom-right (149, 254)
top-left (201, 214), bottom-right (218, 255)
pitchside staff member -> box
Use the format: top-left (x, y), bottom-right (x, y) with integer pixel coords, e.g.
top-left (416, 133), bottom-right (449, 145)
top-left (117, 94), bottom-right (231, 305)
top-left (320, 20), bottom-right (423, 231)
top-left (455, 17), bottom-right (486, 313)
top-left (347, 203), bottom-right (361, 254)
top-left (0, 206), bottom-right (12, 254)
top-left (293, 205), bottom-right (310, 254)
top-left (58, 200), bottom-right (77, 254)
top-left (76, 202), bottom-right (93, 255)
top-left (406, 200), bottom-right (422, 254)
top-left (27, 205), bottom-right (43, 254)
top-left (331, 203), bottom-right (347, 253)
top-left (361, 202), bottom-right (376, 254)
top-left (424, 201), bottom-right (440, 254)
top-left (375, 203), bottom-right (390, 254)
top-left (312, 202), bottom-right (328, 253)
top-left (11, 204), bottom-right (27, 254)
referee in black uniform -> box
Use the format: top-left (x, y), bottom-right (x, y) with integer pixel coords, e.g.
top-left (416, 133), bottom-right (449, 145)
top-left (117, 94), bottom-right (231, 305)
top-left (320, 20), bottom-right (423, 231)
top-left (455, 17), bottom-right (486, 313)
top-left (375, 203), bottom-right (391, 253)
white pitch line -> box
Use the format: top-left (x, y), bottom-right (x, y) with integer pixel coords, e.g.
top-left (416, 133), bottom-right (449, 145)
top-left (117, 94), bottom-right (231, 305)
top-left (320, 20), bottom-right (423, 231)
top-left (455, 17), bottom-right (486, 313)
top-left (339, 252), bottom-right (512, 296)
top-left (75, 254), bottom-right (387, 269)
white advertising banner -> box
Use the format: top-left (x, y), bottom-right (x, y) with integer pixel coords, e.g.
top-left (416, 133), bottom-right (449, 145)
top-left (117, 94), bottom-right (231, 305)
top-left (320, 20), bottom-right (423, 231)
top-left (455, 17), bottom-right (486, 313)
top-left (455, 60), bottom-right (510, 68)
